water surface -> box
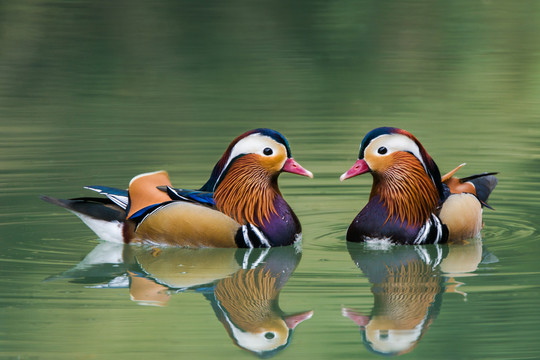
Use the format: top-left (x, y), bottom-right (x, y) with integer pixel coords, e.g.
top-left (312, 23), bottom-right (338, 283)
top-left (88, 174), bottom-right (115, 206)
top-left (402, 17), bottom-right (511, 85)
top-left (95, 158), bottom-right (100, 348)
top-left (1, 1), bottom-right (539, 359)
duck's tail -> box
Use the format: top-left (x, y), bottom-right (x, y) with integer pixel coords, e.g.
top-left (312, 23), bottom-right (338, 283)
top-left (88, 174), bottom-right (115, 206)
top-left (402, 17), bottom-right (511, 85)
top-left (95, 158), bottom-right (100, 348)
top-left (459, 172), bottom-right (498, 208)
top-left (41, 195), bottom-right (127, 243)
top-left (442, 164), bottom-right (498, 209)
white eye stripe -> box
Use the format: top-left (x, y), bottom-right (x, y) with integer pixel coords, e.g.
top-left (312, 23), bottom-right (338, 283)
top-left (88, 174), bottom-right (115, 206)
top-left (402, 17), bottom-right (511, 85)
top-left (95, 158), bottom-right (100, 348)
top-left (366, 134), bottom-right (426, 169)
top-left (229, 134), bottom-right (278, 160)
top-left (214, 133), bottom-right (285, 187)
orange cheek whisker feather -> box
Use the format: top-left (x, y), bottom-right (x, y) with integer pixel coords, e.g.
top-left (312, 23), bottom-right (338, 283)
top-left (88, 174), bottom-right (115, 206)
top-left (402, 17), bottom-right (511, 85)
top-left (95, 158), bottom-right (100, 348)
top-left (375, 153), bottom-right (440, 228)
top-left (214, 156), bottom-right (280, 226)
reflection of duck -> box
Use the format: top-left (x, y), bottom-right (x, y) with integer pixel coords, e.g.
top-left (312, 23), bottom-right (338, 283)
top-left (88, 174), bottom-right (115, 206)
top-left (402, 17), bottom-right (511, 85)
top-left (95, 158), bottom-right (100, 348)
top-left (210, 267), bottom-right (312, 356)
top-left (48, 244), bottom-right (311, 356)
top-left (340, 127), bottom-right (497, 244)
top-left (343, 243), bottom-right (447, 356)
top-left (42, 128), bottom-right (312, 247)
top-left (343, 240), bottom-right (496, 356)
top-left (439, 237), bottom-right (499, 296)
top-left (124, 245), bottom-right (313, 357)
top-left (440, 237), bottom-right (483, 276)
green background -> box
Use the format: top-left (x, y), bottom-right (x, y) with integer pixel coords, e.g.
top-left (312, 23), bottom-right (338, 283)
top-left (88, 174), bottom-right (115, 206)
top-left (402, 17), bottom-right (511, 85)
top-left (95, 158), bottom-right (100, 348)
top-left (1, 1), bottom-right (539, 359)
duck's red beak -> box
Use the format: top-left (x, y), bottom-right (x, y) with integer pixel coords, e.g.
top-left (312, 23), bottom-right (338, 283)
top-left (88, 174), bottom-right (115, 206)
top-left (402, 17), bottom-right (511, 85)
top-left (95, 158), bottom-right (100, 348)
top-left (340, 159), bottom-right (370, 181)
top-left (282, 158), bottom-right (314, 178)
top-left (342, 307), bottom-right (369, 327)
top-left (284, 310), bottom-right (314, 329)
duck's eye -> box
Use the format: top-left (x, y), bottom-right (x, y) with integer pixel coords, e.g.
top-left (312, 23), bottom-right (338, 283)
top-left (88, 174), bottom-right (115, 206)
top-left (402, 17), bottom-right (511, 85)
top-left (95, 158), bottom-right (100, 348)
top-left (263, 147), bottom-right (273, 156)
top-left (264, 332), bottom-right (276, 340)
top-left (377, 146), bottom-right (388, 155)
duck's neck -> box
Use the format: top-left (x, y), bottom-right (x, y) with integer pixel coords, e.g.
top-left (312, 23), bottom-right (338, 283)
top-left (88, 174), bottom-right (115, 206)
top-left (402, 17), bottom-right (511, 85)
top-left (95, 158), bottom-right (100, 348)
top-left (214, 159), bottom-right (281, 227)
top-left (371, 154), bottom-right (440, 228)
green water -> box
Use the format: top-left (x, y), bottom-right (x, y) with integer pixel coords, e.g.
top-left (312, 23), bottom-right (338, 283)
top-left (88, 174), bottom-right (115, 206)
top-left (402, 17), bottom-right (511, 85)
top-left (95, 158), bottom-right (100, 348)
top-left (1, 1), bottom-right (540, 359)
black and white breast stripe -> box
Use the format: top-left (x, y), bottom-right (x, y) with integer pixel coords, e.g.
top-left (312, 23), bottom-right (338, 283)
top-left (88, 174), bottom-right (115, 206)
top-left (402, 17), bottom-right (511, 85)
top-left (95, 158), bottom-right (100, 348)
top-left (241, 248), bottom-right (270, 269)
top-left (414, 244), bottom-right (444, 267)
top-left (235, 224), bottom-right (271, 248)
top-left (413, 214), bottom-right (448, 245)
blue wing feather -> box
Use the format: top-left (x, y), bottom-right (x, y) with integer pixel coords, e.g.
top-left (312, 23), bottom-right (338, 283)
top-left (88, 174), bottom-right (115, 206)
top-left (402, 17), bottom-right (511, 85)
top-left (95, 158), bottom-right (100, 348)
top-left (163, 186), bottom-right (215, 206)
top-left (128, 202), bottom-right (169, 222)
top-left (127, 187), bottom-right (215, 224)
top-left (83, 185), bottom-right (215, 223)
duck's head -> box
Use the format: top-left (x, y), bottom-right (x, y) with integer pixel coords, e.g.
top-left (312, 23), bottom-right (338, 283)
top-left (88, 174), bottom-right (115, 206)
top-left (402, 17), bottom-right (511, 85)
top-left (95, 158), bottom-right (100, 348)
top-left (226, 311), bottom-right (314, 357)
top-left (340, 127), bottom-right (444, 198)
top-left (201, 128), bottom-right (313, 191)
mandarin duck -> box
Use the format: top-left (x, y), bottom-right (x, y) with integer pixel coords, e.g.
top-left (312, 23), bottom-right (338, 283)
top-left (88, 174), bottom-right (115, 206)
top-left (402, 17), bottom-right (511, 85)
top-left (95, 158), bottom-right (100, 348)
top-left (342, 243), bottom-right (446, 356)
top-left (124, 246), bottom-right (313, 356)
top-left (340, 127), bottom-right (498, 245)
top-left (205, 247), bottom-right (313, 356)
top-left (47, 244), bottom-right (312, 355)
top-left (42, 128), bottom-right (313, 248)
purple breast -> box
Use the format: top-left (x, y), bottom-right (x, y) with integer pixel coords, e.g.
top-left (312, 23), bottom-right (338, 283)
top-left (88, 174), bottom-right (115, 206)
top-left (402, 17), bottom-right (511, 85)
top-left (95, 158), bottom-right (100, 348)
top-left (258, 196), bottom-right (301, 246)
top-left (347, 195), bottom-right (421, 244)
